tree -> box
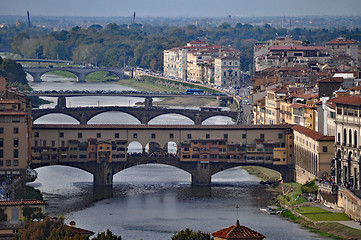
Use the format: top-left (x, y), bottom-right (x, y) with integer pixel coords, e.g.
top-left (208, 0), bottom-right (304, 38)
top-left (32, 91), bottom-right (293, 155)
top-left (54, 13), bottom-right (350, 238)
top-left (92, 229), bottom-right (122, 240)
top-left (14, 216), bottom-right (88, 240)
top-left (171, 228), bottom-right (211, 240)
top-left (0, 58), bottom-right (27, 84)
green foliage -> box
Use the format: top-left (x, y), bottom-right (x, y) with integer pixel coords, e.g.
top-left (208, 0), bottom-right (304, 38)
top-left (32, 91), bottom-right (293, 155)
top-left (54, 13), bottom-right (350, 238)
top-left (282, 210), bottom-right (299, 221)
top-left (301, 179), bottom-right (318, 194)
top-left (22, 206), bottom-right (45, 220)
top-left (92, 229), bottom-right (122, 240)
top-left (171, 228), bottom-right (211, 240)
top-left (0, 208), bottom-right (7, 222)
top-left (14, 216), bottom-right (88, 240)
top-left (0, 58), bottom-right (27, 84)
top-left (8, 23), bottom-right (361, 72)
top-left (24, 186), bottom-right (43, 200)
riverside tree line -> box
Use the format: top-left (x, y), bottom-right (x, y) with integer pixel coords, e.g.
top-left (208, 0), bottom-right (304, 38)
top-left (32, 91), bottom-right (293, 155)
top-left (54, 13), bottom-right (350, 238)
top-left (2, 21), bottom-right (361, 72)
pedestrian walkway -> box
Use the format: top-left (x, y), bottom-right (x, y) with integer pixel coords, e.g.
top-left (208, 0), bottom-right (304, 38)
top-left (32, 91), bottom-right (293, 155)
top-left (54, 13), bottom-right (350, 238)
top-left (318, 221), bottom-right (361, 231)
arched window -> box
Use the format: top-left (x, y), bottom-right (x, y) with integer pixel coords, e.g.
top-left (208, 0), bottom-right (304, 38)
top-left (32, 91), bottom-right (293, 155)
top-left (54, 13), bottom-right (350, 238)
top-left (343, 128), bottom-right (347, 145)
top-left (349, 129), bottom-right (352, 146)
top-left (355, 130), bottom-right (358, 147)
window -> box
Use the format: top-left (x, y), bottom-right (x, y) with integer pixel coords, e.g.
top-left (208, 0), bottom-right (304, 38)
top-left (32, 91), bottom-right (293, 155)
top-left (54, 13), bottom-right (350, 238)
top-left (34, 132), bottom-right (39, 138)
top-left (13, 138), bottom-right (18, 147)
top-left (133, 133), bottom-right (138, 139)
top-left (6, 160), bottom-right (11, 166)
top-left (223, 72), bottom-right (226, 77)
top-left (260, 134), bottom-right (264, 139)
top-left (169, 133), bottom-right (174, 139)
top-left (115, 133), bottom-right (119, 139)
top-left (78, 133), bottom-right (83, 138)
top-left (34, 140), bottom-right (38, 147)
top-left (13, 160), bottom-right (18, 166)
top-left (0, 128), bottom-right (3, 134)
top-left (187, 134), bottom-right (192, 139)
top-left (52, 141), bottom-right (55, 147)
top-left (242, 134), bottom-right (246, 139)
top-left (206, 134), bottom-right (210, 139)
top-left (14, 149), bottom-right (19, 158)
top-left (278, 133), bottom-right (283, 139)
top-left (43, 140), bottom-right (46, 147)
top-left (97, 133), bottom-right (101, 138)
top-left (224, 134), bottom-right (228, 139)
top-left (0, 149), bottom-right (3, 158)
top-left (151, 133), bottom-right (156, 139)
top-left (59, 132), bottom-right (64, 138)
top-left (322, 146), bottom-right (328, 152)
top-left (13, 127), bottom-right (19, 134)
top-left (0, 138), bottom-right (3, 147)
top-left (0, 160), bottom-right (3, 166)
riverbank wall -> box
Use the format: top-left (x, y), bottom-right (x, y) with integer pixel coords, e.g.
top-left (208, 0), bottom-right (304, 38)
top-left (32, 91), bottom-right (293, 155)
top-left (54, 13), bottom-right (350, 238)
top-left (318, 183), bottom-right (361, 220)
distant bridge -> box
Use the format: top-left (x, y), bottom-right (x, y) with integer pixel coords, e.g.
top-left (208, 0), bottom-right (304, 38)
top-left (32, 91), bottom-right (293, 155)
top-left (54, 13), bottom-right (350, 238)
top-left (23, 67), bottom-right (125, 83)
top-left (15, 58), bottom-right (72, 64)
top-left (27, 91), bottom-right (231, 108)
top-left (31, 106), bottom-right (240, 125)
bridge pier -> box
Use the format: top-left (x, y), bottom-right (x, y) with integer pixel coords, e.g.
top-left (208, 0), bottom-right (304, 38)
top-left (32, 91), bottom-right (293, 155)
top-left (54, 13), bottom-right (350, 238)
top-left (144, 97), bottom-right (153, 108)
top-left (76, 72), bottom-right (87, 83)
top-left (31, 72), bottom-right (42, 82)
top-left (57, 96), bottom-right (67, 109)
top-left (141, 114), bottom-right (149, 125)
top-left (93, 162), bottom-right (113, 186)
top-left (191, 162), bottom-right (212, 186)
top-left (194, 114), bottom-right (202, 125)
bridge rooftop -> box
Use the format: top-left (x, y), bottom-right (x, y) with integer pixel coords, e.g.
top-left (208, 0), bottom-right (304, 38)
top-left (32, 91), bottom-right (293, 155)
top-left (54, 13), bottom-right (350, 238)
top-left (33, 124), bottom-right (293, 130)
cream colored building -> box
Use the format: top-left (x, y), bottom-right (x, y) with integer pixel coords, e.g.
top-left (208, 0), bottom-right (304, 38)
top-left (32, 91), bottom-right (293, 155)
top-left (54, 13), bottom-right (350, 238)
top-left (325, 37), bottom-right (359, 66)
top-left (0, 76), bottom-right (31, 190)
top-left (264, 87), bottom-right (287, 124)
top-left (333, 95), bottom-right (361, 190)
top-left (293, 125), bottom-right (335, 184)
top-left (214, 56), bottom-right (241, 87)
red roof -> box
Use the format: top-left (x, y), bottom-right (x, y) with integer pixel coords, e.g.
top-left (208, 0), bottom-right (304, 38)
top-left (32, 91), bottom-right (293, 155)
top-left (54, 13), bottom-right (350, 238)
top-left (290, 103), bottom-right (313, 109)
top-left (269, 46), bottom-right (325, 51)
top-left (188, 41), bottom-right (207, 44)
top-left (212, 221), bottom-right (265, 239)
top-left (350, 86), bottom-right (361, 91)
top-left (0, 199), bottom-right (47, 206)
top-left (330, 95), bottom-right (361, 106)
top-left (326, 37), bottom-right (358, 45)
top-left (66, 226), bottom-right (95, 236)
top-left (292, 125), bottom-right (335, 141)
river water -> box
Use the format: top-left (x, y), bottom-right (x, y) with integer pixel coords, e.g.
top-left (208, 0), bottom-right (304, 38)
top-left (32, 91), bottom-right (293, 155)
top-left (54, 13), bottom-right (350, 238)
top-left (27, 74), bottom-right (326, 240)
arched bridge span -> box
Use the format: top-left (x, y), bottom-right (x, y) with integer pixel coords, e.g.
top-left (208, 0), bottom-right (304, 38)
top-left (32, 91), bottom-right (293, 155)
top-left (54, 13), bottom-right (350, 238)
top-left (32, 106), bottom-right (239, 125)
top-left (24, 67), bottom-right (125, 83)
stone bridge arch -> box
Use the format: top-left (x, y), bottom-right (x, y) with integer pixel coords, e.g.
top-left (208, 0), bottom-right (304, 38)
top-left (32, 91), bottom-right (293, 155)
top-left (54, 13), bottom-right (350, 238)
top-left (87, 110), bottom-right (142, 125)
top-left (148, 113), bottom-right (195, 125)
top-left (33, 112), bottom-right (81, 124)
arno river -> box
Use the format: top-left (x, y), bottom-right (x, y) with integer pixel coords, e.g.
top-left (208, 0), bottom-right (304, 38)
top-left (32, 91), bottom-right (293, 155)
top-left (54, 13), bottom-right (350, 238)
top-left (27, 74), bottom-right (326, 240)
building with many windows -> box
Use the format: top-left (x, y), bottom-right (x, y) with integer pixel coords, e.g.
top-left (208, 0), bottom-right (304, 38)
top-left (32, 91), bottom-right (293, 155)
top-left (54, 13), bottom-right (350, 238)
top-left (333, 95), bottom-right (361, 190)
top-left (0, 76), bottom-right (32, 199)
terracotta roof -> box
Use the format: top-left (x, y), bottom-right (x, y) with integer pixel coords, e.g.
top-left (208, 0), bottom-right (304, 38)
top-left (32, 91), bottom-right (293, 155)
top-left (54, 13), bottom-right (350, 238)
top-left (318, 77), bottom-right (344, 83)
top-left (0, 199), bottom-right (47, 206)
top-left (66, 226), bottom-right (95, 236)
top-left (188, 41), bottom-right (207, 44)
top-left (269, 46), bottom-right (325, 51)
top-left (330, 95), bottom-right (361, 106)
top-left (292, 125), bottom-right (335, 141)
top-left (212, 220), bottom-right (265, 239)
top-left (350, 86), bottom-right (361, 91)
top-left (0, 100), bottom-right (20, 104)
top-left (326, 36), bottom-right (357, 45)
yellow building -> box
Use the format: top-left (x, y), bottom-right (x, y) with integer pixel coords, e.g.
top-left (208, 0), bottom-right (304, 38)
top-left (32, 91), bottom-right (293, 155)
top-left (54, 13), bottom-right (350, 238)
top-left (292, 125), bottom-right (335, 184)
top-left (0, 76), bottom-right (32, 199)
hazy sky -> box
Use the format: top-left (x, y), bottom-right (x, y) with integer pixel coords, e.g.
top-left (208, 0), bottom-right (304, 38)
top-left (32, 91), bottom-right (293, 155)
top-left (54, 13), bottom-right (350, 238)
top-left (2, 0), bottom-right (361, 17)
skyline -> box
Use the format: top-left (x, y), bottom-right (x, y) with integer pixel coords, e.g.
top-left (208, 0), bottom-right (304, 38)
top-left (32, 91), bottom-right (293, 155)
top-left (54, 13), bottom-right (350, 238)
top-left (2, 0), bottom-right (361, 18)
